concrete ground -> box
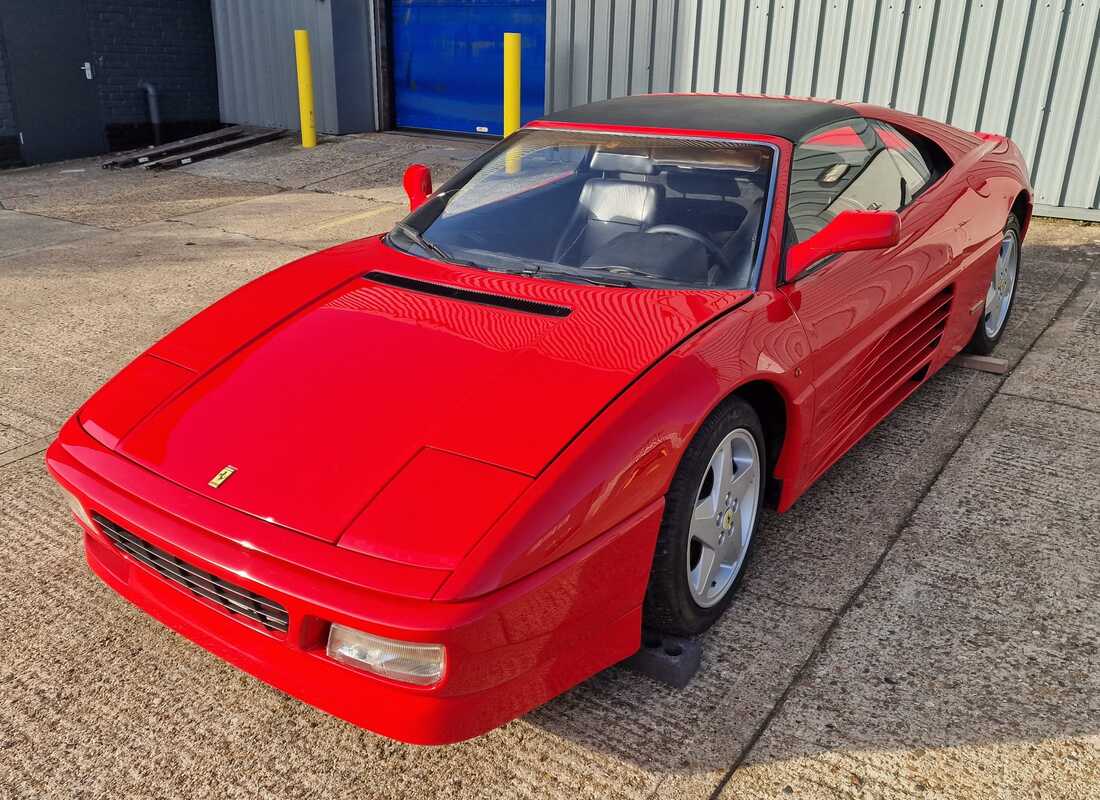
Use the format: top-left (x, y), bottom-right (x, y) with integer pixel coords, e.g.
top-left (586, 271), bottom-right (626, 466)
top-left (1, 133), bottom-right (1098, 800)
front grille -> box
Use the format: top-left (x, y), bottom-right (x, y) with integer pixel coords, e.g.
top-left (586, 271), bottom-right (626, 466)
top-left (93, 514), bottom-right (289, 634)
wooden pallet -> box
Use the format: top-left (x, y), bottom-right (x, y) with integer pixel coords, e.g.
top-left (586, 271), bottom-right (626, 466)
top-left (102, 126), bottom-right (250, 168)
top-left (141, 128), bottom-right (285, 170)
top-left (952, 354), bottom-right (1010, 375)
top-left (101, 126), bottom-right (285, 171)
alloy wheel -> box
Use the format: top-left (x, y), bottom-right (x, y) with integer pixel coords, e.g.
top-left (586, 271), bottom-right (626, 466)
top-left (686, 428), bottom-right (761, 608)
top-left (984, 228), bottom-right (1019, 338)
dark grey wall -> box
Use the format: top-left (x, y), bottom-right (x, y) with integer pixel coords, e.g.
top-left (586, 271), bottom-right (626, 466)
top-left (331, 0), bottom-right (377, 133)
top-left (0, 0), bottom-right (221, 164)
top-left (85, 0), bottom-right (221, 150)
top-left (0, 17), bottom-right (18, 166)
top-left (0, 29), bottom-right (13, 134)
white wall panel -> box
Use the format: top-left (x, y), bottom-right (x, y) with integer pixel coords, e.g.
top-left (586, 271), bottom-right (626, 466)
top-left (547, 0), bottom-right (1100, 217)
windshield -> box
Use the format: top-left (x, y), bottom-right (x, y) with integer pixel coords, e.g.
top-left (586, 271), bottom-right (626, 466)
top-left (387, 129), bottom-right (775, 289)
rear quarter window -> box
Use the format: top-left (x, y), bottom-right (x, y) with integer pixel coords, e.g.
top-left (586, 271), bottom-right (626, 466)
top-left (871, 120), bottom-right (952, 195)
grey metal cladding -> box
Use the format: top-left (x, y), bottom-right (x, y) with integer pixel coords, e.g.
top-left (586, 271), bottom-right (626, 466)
top-left (546, 0), bottom-right (1100, 218)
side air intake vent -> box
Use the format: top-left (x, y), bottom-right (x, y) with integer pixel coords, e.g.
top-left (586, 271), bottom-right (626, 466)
top-left (364, 271), bottom-right (572, 317)
top-left (813, 285), bottom-right (955, 466)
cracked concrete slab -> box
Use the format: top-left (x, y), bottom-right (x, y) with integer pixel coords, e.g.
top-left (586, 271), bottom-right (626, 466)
top-left (177, 135), bottom-right (406, 189)
top-left (1002, 256), bottom-right (1100, 414)
top-left (0, 160), bottom-right (276, 230)
top-left (0, 436), bottom-right (53, 468)
top-left (308, 138), bottom-right (487, 203)
top-left (720, 394), bottom-right (1100, 800)
top-left (0, 220), bottom-right (304, 432)
top-left (170, 191), bottom-right (406, 250)
top-left (0, 210), bottom-right (109, 258)
top-left (718, 271), bottom-right (1100, 800)
top-left (178, 133), bottom-right (484, 194)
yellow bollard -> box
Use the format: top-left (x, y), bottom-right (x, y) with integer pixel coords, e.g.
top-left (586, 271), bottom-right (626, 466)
top-left (294, 29), bottom-right (317, 149)
top-left (503, 32), bottom-right (522, 136)
top-left (503, 32), bottom-right (521, 173)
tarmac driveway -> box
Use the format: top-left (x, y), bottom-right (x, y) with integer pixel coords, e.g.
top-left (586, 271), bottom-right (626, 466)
top-left (1, 134), bottom-right (1097, 799)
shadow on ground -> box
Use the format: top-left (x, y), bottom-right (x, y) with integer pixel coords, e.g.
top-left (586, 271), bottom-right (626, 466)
top-left (520, 236), bottom-right (1099, 799)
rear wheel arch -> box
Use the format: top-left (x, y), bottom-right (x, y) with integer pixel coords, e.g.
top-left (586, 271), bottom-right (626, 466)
top-left (1011, 190), bottom-right (1032, 238)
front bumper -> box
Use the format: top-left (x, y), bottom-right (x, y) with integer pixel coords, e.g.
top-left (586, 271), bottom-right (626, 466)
top-left (47, 418), bottom-right (661, 744)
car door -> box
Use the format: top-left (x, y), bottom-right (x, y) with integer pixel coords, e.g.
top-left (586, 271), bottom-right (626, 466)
top-left (781, 119), bottom-right (945, 485)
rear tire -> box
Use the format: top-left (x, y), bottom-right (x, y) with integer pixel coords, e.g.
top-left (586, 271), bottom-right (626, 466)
top-left (643, 397), bottom-right (766, 636)
top-left (966, 214), bottom-right (1021, 355)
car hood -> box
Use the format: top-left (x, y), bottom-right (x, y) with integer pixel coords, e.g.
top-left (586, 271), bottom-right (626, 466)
top-left (117, 237), bottom-right (750, 542)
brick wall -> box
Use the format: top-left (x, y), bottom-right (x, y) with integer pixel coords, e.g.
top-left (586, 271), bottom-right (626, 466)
top-left (0, 19), bottom-right (19, 165)
top-left (0, 29), bottom-right (14, 134)
top-left (0, 0), bottom-right (220, 163)
top-left (86, 0), bottom-right (220, 149)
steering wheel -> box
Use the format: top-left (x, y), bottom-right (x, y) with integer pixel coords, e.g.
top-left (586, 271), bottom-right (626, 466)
top-left (644, 224), bottom-right (732, 275)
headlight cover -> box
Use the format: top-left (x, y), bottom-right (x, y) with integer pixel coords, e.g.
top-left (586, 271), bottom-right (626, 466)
top-left (326, 623), bottom-right (445, 687)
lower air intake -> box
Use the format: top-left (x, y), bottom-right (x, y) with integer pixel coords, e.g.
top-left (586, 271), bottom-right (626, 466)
top-left (93, 513), bottom-right (289, 634)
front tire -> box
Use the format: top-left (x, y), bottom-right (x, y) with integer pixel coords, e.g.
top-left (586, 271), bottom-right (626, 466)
top-left (967, 214), bottom-right (1021, 355)
top-left (643, 397), bottom-right (766, 636)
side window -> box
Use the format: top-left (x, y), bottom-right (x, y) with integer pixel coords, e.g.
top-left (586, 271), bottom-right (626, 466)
top-left (871, 121), bottom-right (931, 203)
top-left (827, 148), bottom-right (906, 215)
top-left (788, 119), bottom-right (880, 242)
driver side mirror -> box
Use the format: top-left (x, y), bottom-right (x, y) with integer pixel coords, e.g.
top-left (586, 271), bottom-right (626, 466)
top-left (403, 163), bottom-right (433, 211)
top-left (786, 210), bottom-right (901, 281)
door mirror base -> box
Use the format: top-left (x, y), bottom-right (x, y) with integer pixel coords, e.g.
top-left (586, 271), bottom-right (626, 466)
top-left (786, 210), bottom-right (901, 281)
top-left (403, 164), bottom-right (434, 211)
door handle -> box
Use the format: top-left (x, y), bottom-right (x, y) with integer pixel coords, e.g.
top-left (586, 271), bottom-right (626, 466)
top-left (967, 174), bottom-right (991, 197)
top-left (81, 62), bottom-right (93, 80)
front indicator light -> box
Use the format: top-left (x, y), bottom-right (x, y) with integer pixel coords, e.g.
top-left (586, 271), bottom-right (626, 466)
top-left (58, 486), bottom-right (94, 529)
top-left (326, 624), bottom-right (445, 687)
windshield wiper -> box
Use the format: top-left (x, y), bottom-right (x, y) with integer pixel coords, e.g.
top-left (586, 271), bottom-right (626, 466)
top-left (579, 264), bottom-right (654, 280)
top-left (485, 264), bottom-right (539, 278)
top-left (392, 222), bottom-right (460, 265)
top-left (539, 268), bottom-right (635, 288)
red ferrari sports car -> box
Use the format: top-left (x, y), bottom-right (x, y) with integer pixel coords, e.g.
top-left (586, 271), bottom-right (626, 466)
top-left (47, 94), bottom-right (1030, 744)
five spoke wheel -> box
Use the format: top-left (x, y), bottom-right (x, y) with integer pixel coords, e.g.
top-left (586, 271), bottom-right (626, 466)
top-left (687, 428), bottom-right (760, 607)
top-left (984, 228), bottom-right (1019, 338)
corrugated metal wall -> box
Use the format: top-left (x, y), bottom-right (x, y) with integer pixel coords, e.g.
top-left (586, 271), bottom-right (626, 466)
top-left (211, 0), bottom-right (340, 133)
top-left (546, 0), bottom-right (1100, 219)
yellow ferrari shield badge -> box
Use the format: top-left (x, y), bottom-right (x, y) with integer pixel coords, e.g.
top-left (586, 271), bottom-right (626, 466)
top-left (208, 465), bottom-right (236, 488)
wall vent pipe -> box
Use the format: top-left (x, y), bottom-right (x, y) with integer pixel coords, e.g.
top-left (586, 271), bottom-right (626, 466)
top-left (138, 81), bottom-right (162, 146)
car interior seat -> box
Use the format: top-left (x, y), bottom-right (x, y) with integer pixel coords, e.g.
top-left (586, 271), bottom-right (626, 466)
top-left (718, 191), bottom-right (765, 287)
top-left (552, 151), bottom-right (664, 265)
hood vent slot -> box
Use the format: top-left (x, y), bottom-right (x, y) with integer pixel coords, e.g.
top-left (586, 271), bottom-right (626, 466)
top-left (364, 271), bottom-right (572, 317)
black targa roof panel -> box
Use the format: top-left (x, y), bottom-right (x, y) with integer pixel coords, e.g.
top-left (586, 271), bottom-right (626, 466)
top-left (541, 95), bottom-right (863, 142)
